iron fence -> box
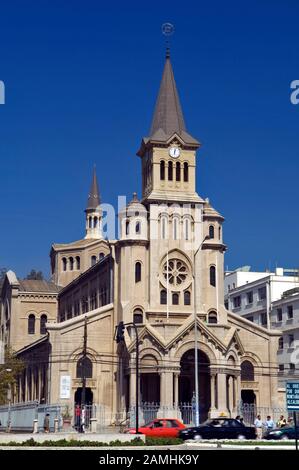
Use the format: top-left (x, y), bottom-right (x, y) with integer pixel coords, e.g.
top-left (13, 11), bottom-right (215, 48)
top-left (237, 402), bottom-right (291, 426)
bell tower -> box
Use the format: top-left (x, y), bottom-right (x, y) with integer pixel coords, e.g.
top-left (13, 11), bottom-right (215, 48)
top-left (84, 167), bottom-right (103, 239)
top-left (137, 50), bottom-right (203, 204)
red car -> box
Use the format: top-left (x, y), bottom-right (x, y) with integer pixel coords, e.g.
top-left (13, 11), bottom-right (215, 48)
top-left (126, 418), bottom-right (185, 438)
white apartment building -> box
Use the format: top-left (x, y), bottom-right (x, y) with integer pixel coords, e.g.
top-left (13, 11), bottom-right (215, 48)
top-left (225, 267), bottom-right (299, 388)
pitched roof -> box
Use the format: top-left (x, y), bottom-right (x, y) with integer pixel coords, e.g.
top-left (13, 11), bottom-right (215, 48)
top-left (86, 167), bottom-right (100, 211)
top-left (18, 279), bottom-right (60, 293)
top-left (148, 55), bottom-right (199, 145)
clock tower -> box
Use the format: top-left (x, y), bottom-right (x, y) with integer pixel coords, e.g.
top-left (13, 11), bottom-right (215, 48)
top-left (137, 50), bottom-right (203, 205)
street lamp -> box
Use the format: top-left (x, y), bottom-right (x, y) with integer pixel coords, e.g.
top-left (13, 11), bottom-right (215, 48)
top-left (193, 234), bottom-right (209, 427)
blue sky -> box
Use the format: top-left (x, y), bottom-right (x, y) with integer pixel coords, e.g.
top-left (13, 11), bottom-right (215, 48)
top-left (0, 0), bottom-right (298, 279)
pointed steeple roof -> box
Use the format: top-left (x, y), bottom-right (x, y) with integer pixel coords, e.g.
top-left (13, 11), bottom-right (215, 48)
top-left (148, 53), bottom-right (199, 145)
top-left (86, 167), bottom-right (100, 211)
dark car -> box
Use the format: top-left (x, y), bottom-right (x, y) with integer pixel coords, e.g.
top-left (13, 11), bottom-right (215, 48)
top-left (178, 418), bottom-right (256, 440)
top-left (265, 425), bottom-right (299, 440)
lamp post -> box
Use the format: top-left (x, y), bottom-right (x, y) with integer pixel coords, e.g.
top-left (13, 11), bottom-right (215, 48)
top-left (193, 234), bottom-right (209, 427)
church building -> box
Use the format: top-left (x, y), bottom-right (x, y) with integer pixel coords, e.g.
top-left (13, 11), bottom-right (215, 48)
top-left (0, 50), bottom-right (282, 424)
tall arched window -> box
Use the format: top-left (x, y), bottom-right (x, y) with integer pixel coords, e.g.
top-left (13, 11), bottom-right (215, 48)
top-left (91, 255), bottom-right (97, 266)
top-left (183, 162), bottom-right (189, 182)
top-left (99, 252), bottom-right (105, 260)
top-left (241, 361), bottom-right (254, 381)
top-left (161, 217), bottom-right (167, 239)
top-left (184, 218), bottom-right (190, 240)
top-left (133, 309), bottom-right (143, 324)
top-left (135, 262), bottom-right (141, 283)
top-left (210, 265), bottom-right (216, 287)
top-left (176, 162), bottom-right (181, 181)
top-left (62, 257), bottom-right (67, 271)
top-left (209, 225), bottom-right (215, 239)
top-left (160, 290), bottom-right (167, 305)
top-left (172, 293), bottom-right (179, 305)
top-left (76, 256), bottom-right (80, 270)
top-left (94, 217), bottom-right (98, 228)
top-left (126, 220), bottom-right (130, 236)
top-left (173, 217), bottom-right (179, 240)
top-left (168, 161), bottom-right (173, 181)
top-left (208, 311), bottom-right (218, 324)
top-left (28, 314), bottom-right (35, 334)
top-left (160, 161), bottom-right (165, 180)
top-left (40, 314), bottom-right (47, 334)
top-left (69, 257), bottom-right (74, 271)
top-left (218, 226), bottom-right (221, 240)
top-left (136, 221), bottom-right (141, 234)
top-left (89, 217), bottom-right (92, 228)
top-left (184, 291), bottom-right (191, 305)
top-left (76, 357), bottom-right (93, 379)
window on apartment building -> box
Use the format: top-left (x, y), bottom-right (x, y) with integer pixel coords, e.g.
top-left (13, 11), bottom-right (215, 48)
top-left (279, 364), bottom-right (284, 372)
top-left (289, 334), bottom-right (294, 347)
top-left (279, 337), bottom-right (284, 349)
top-left (287, 305), bottom-right (293, 319)
top-left (290, 363), bottom-right (296, 371)
top-left (246, 291), bottom-right (253, 304)
top-left (260, 312), bottom-right (267, 326)
top-left (277, 308), bottom-right (282, 322)
top-left (233, 296), bottom-right (241, 308)
top-left (258, 287), bottom-right (266, 300)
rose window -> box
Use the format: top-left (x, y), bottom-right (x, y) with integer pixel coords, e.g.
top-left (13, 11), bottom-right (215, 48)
top-left (163, 259), bottom-right (189, 287)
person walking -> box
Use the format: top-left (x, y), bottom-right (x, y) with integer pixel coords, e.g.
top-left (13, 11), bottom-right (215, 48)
top-left (254, 414), bottom-right (263, 439)
top-left (75, 404), bottom-right (81, 431)
top-left (277, 415), bottom-right (287, 428)
top-left (80, 405), bottom-right (86, 433)
top-left (43, 413), bottom-right (50, 433)
top-left (263, 416), bottom-right (275, 436)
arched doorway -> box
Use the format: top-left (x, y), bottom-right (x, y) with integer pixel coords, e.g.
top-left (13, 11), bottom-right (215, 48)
top-left (74, 387), bottom-right (93, 405)
top-left (241, 389), bottom-right (256, 405)
top-left (140, 354), bottom-right (160, 403)
top-left (179, 349), bottom-right (211, 422)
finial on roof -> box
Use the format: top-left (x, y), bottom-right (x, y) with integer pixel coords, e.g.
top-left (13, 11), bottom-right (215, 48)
top-left (132, 192), bottom-right (138, 202)
top-left (162, 22), bottom-right (174, 59)
top-left (86, 167), bottom-right (101, 211)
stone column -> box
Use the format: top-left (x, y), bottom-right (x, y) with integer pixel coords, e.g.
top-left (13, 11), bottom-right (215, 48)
top-left (129, 369), bottom-right (136, 405)
top-left (228, 375), bottom-right (234, 417)
top-left (173, 373), bottom-right (179, 407)
top-left (217, 372), bottom-right (229, 416)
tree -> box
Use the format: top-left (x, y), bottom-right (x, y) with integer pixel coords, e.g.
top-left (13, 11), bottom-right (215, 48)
top-left (0, 267), bottom-right (7, 289)
top-left (25, 269), bottom-right (44, 281)
top-left (0, 347), bottom-right (25, 405)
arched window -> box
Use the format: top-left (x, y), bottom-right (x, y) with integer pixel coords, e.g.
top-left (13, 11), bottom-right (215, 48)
top-left (76, 357), bottom-right (93, 379)
top-left (241, 361), bottom-right (254, 381)
top-left (94, 217), bottom-right (98, 228)
top-left (136, 221), bottom-right (141, 234)
top-left (69, 257), bottom-right (74, 271)
top-left (218, 226), bottom-right (221, 240)
top-left (133, 309), bottom-right (143, 324)
top-left (161, 217), bottom-right (167, 239)
top-left (209, 225), bottom-right (215, 239)
top-left (126, 220), bottom-right (130, 236)
top-left (76, 256), bottom-right (80, 270)
top-left (210, 266), bottom-right (216, 287)
top-left (28, 314), bottom-right (35, 334)
top-left (184, 218), bottom-right (190, 240)
top-left (91, 255), bottom-right (97, 266)
top-left (89, 217), bottom-right (92, 229)
top-left (135, 262), bottom-right (141, 283)
top-left (160, 161), bottom-right (165, 180)
top-left (173, 217), bottom-right (179, 240)
top-left (184, 291), bottom-right (191, 305)
top-left (172, 293), bottom-right (179, 305)
top-left (176, 162), bottom-right (181, 181)
top-left (208, 311), bottom-right (218, 324)
top-left (160, 290), bottom-right (167, 305)
top-left (168, 161), bottom-right (173, 181)
top-left (183, 162), bottom-right (189, 182)
top-left (40, 314), bottom-right (47, 334)
top-left (99, 252), bottom-right (105, 261)
top-left (62, 257), bottom-right (67, 272)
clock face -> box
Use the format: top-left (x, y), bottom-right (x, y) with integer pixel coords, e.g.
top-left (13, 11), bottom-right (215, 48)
top-left (169, 147), bottom-right (180, 158)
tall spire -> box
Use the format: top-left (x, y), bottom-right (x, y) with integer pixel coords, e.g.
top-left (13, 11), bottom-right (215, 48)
top-left (149, 55), bottom-right (198, 145)
top-left (86, 166), bottom-right (100, 211)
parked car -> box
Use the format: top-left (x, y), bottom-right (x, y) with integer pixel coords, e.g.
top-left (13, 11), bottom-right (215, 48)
top-left (179, 418), bottom-right (256, 440)
top-left (265, 425), bottom-right (299, 440)
top-left (126, 418), bottom-right (186, 438)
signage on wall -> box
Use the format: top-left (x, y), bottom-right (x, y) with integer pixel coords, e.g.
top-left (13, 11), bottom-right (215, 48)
top-left (60, 375), bottom-right (71, 399)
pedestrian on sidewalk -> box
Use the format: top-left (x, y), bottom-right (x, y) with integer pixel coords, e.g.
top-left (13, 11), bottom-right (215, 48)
top-left (80, 405), bottom-right (86, 433)
top-left (254, 414), bottom-right (263, 439)
top-left (75, 404), bottom-right (81, 431)
top-left (43, 413), bottom-right (50, 433)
